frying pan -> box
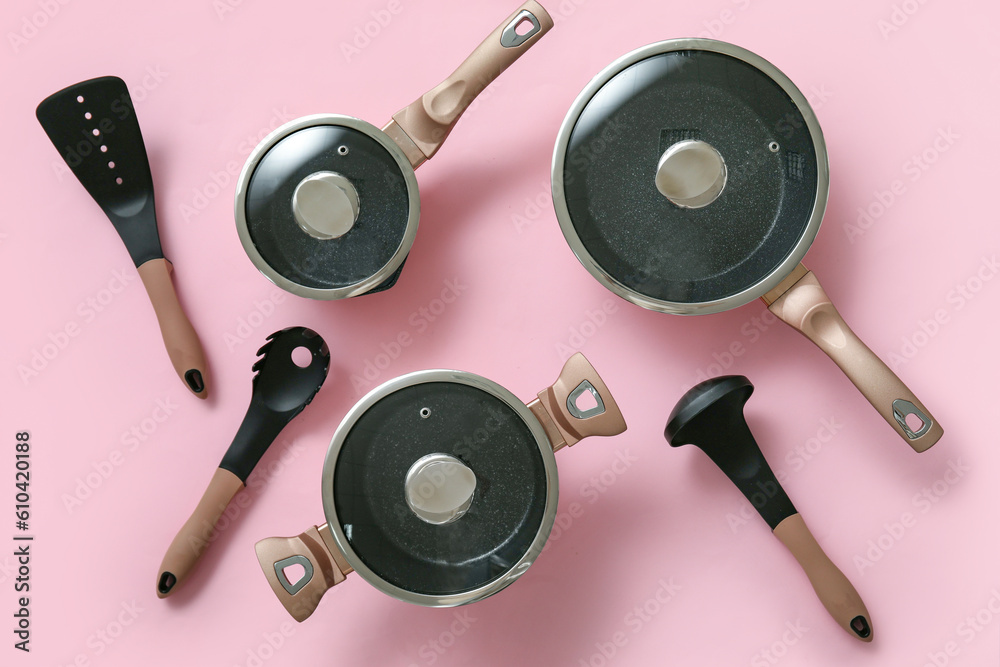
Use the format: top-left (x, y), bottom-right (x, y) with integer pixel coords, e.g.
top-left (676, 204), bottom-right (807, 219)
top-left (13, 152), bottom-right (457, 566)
top-left (551, 39), bottom-right (942, 452)
top-left (254, 353), bottom-right (626, 621)
top-left (236, 1), bottom-right (553, 299)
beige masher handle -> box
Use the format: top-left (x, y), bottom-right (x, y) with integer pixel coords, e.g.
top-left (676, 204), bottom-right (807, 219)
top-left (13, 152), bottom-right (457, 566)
top-left (388, 1), bottom-right (553, 165)
top-left (773, 514), bottom-right (873, 642)
top-left (137, 258), bottom-right (210, 398)
top-left (768, 267), bottom-right (942, 452)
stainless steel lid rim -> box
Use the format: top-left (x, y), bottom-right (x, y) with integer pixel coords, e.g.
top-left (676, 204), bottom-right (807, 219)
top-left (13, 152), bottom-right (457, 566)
top-left (320, 369), bottom-right (560, 607)
top-left (551, 38), bottom-right (830, 316)
top-left (235, 114), bottom-right (421, 300)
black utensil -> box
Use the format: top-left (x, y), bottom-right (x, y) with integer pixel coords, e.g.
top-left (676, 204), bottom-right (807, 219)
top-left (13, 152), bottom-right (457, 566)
top-left (665, 376), bottom-right (873, 642)
top-left (156, 327), bottom-right (330, 598)
top-left (37, 76), bottom-right (210, 397)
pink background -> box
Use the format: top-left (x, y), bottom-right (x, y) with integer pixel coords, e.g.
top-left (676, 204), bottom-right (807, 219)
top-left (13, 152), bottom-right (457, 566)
top-left (3, 0), bottom-right (999, 665)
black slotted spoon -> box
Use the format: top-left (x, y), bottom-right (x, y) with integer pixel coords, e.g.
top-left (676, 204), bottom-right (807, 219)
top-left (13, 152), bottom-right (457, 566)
top-left (37, 76), bottom-right (210, 397)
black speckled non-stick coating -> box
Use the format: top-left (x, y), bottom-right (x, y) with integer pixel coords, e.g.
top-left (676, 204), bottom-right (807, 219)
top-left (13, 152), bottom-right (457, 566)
top-left (333, 382), bottom-right (548, 596)
top-left (562, 49), bottom-right (819, 305)
top-left (245, 124), bottom-right (411, 290)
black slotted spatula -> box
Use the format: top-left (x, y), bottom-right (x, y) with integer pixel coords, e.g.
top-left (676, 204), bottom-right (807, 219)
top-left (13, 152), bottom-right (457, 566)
top-left (36, 76), bottom-right (209, 397)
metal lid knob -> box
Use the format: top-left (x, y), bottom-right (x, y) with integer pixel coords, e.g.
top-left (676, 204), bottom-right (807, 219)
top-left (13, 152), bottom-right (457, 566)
top-left (291, 171), bottom-right (360, 240)
top-left (655, 140), bottom-right (728, 209)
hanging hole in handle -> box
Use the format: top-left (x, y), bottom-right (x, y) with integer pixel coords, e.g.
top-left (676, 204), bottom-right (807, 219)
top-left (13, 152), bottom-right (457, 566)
top-left (290, 346), bottom-right (312, 368)
top-left (500, 10), bottom-right (540, 48)
top-left (274, 555), bottom-right (314, 595)
top-left (566, 380), bottom-right (606, 420)
top-left (769, 141), bottom-right (780, 153)
top-left (892, 399), bottom-right (931, 439)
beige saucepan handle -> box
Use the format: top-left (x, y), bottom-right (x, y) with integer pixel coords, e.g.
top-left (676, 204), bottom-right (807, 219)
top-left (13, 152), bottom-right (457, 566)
top-left (255, 524), bottom-right (352, 622)
top-left (386, 1), bottom-right (553, 167)
top-left (137, 258), bottom-right (210, 398)
top-left (767, 266), bottom-right (942, 452)
top-left (773, 514), bottom-right (873, 642)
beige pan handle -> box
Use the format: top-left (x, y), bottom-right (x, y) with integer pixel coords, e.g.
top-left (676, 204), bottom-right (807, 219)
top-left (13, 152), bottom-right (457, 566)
top-left (386, 1), bottom-right (553, 167)
top-left (766, 265), bottom-right (942, 452)
top-left (528, 352), bottom-right (628, 452)
top-left (773, 514), bottom-right (873, 642)
top-left (137, 258), bottom-right (210, 398)
top-left (255, 524), bottom-right (352, 622)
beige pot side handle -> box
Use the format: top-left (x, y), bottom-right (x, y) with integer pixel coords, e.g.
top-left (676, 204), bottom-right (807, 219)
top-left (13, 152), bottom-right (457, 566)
top-left (255, 524), bottom-right (352, 622)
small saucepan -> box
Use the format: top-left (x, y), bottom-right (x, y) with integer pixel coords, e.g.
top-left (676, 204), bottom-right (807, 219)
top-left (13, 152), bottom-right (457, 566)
top-left (255, 353), bottom-right (625, 621)
top-left (551, 39), bottom-right (942, 452)
top-left (236, 1), bottom-right (552, 299)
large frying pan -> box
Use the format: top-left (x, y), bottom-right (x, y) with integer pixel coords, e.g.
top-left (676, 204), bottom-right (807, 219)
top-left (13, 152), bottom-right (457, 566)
top-left (551, 39), bottom-right (942, 452)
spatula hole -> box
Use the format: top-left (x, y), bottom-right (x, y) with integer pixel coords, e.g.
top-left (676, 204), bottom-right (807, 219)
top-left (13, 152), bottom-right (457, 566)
top-left (84, 112), bottom-right (92, 119)
top-left (76, 95), bottom-right (84, 103)
top-left (108, 161), bottom-right (115, 169)
top-left (514, 17), bottom-right (534, 35)
top-left (92, 128), bottom-right (100, 136)
top-left (291, 346), bottom-right (312, 368)
top-left (281, 562), bottom-right (307, 587)
top-left (905, 412), bottom-right (925, 433)
top-left (115, 177), bottom-right (123, 185)
top-left (100, 145), bottom-right (108, 153)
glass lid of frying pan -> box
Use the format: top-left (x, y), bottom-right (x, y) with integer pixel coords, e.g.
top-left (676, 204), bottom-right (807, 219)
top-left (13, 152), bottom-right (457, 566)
top-left (553, 40), bottom-right (828, 314)
top-left (323, 372), bottom-right (557, 604)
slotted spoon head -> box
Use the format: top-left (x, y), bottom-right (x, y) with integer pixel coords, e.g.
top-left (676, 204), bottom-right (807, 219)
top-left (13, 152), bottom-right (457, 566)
top-left (252, 327), bottom-right (331, 415)
top-left (36, 75), bottom-right (163, 266)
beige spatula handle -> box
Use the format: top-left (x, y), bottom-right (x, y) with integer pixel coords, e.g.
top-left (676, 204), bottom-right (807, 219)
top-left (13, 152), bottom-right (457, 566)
top-left (137, 258), bottom-right (210, 398)
top-left (768, 268), bottom-right (942, 452)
